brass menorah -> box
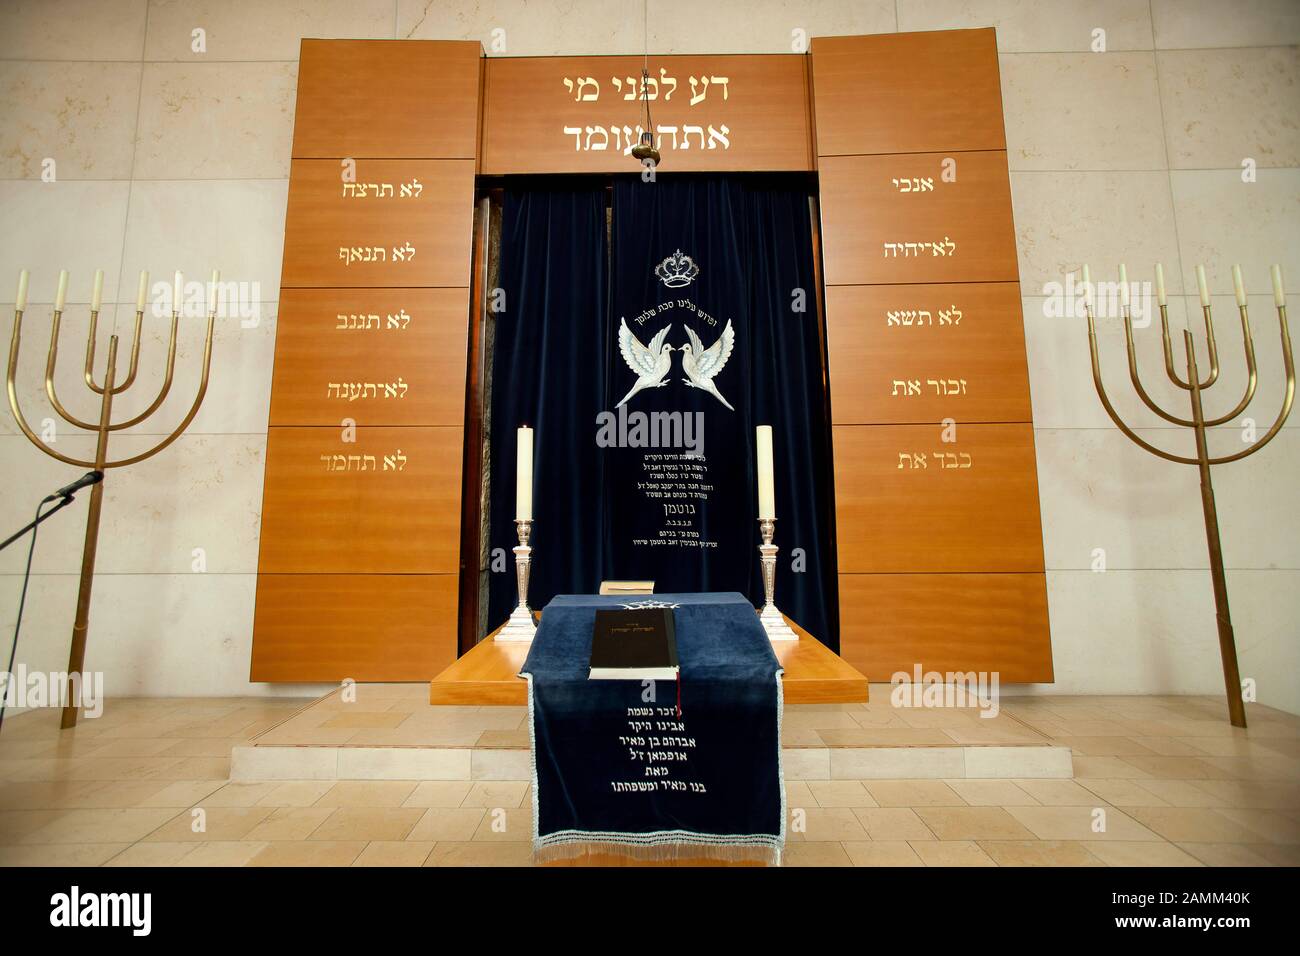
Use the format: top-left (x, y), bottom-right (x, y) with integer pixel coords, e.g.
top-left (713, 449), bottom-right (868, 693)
top-left (7, 268), bottom-right (215, 728)
top-left (1085, 262), bottom-right (1293, 727)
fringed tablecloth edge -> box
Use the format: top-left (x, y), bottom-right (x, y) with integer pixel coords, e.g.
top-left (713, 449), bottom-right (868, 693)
top-left (534, 833), bottom-right (782, 866)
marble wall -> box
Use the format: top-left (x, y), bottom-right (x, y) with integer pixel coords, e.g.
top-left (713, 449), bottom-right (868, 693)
top-left (1, 0), bottom-right (1297, 711)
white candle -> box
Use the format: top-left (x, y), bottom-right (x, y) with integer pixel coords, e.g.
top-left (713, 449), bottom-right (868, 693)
top-left (1272, 264), bottom-right (1285, 308)
top-left (54, 269), bottom-right (69, 312)
top-left (756, 425), bottom-right (776, 521)
top-left (15, 269), bottom-right (29, 311)
top-left (1081, 264), bottom-right (1091, 305)
top-left (91, 269), bottom-right (104, 312)
top-left (515, 425), bottom-right (533, 521)
top-left (207, 268), bottom-right (220, 314)
top-left (1231, 264), bottom-right (1246, 306)
top-left (136, 270), bottom-right (149, 312)
top-left (1196, 264), bottom-right (1210, 306)
top-left (173, 270), bottom-right (183, 315)
top-left (1154, 262), bottom-right (1166, 306)
top-left (1118, 263), bottom-right (1129, 308)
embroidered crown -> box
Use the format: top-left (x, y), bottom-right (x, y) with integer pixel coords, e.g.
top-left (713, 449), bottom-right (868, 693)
top-left (654, 249), bottom-right (700, 288)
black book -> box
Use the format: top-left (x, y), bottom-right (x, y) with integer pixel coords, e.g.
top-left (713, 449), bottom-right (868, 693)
top-left (588, 608), bottom-right (679, 681)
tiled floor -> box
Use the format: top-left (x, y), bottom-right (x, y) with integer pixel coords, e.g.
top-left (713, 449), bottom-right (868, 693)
top-left (0, 693), bottom-right (1296, 866)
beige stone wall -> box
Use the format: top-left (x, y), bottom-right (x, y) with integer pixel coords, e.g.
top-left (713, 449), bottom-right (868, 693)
top-left (1, 0), bottom-right (1296, 710)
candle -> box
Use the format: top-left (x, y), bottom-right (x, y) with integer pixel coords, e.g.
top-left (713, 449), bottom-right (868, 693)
top-left (15, 269), bottom-right (28, 311)
top-left (207, 268), bottom-right (220, 314)
top-left (1081, 264), bottom-right (1091, 305)
top-left (1118, 263), bottom-right (1129, 309)
top-left (515, 425), bottom-right (533, 521)
top-left (1272, 264), bottom-right (1285, 308)
top-left (1154, 262), bottom-right (1166, 306)
top-left (756, 425), bottom-right (776, 521)
top-left (54, 269), bottom-right (68, 312)
top-left (173, 270), bottom-right (183, 315)
top-left (91, 269), bottom-right (104, 312)
top-left (1196, 264), bottom-right (1210, 306)
top-left (136, 270), bottom-right (148, 312)
top-left (1231, 264), bottom-right (1246, 306)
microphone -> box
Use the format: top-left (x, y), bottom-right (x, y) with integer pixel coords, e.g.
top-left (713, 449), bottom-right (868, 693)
top-left (46, 470), bottom-right (103, 502)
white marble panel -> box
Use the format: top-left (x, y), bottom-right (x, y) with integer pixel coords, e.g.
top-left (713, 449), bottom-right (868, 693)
top-left (1225, 570), bottom-right (1300, 716)
top-left (964, 746), bottom-right (1074, 778)
top-left (652, 0), bottom-right (897, 54)
top-left (1169, 168), bottom-right (1300, 299)
top-left (0, 432), bottom-right (265, 574)
top-left (0, 301), bottom-right (125, 438)
top-left (1037, 568), bottom-right (1300, 715)
top-left (399, 0), bottom-right (643, 53)
top-left (0, 0), bottom-right (148, 60)
top-left (0, 62), bottom-right (142, 180)
top-left (341, 747), bottom-right (475, 780)
top-left (1158, 47), bottom-right (1300, 170)
top-left (120, 179), bottom-right (289, 298)
top-left (0, 181), bottom-right (131, 305)
top-left (1037, 424), bottom-right (1300, 572)
top-left (830, 746), bottom-right (967, 779)
top-left (108, 304), bottom-right (278, 438)
top-left (0, 572), bottom-right (333, 701)
top-left (1010, 171), bottom-right (1184, 294)
top-left (1035, 425), bottom-right (1208, 571)
top-left (899, 0), bottom-right (1154, 52)
top-left (1022, 292), bottom-right (1298, 431)
top-left (144, 0), bottom-right (395, 61)
top-left (230, 745), bottom-right (337, 780)
top-left (133, 62), bottom-right (298, 180)
top-left (1151, 0), bottom-right (1300, 49)
top-left (1000, 52), bottom-right (1166, 170)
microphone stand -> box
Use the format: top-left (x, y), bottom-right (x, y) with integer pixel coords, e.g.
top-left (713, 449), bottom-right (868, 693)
top-left (0, 490), bottom-right (84, 733)
top-left (0, 494), bottom-right (77, 553)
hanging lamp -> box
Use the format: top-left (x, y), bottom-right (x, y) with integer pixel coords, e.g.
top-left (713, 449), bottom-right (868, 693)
top-left (630, 0), bottom-right (661, 167)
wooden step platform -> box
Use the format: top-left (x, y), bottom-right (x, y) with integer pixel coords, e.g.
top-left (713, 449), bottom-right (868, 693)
top-left (429, 616), bottom-right (869, 706)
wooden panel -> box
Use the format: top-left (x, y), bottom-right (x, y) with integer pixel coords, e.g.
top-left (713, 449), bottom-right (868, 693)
top-left (269, 288), bottom-right (469, 426)
top-left (838, 573), bottom-right (1053, 682)
top-left (430, 617), bottom-right (867, 706)
top-left (292, 39), bottom-right (481, 159)
top-left (819, 151), bottom-right (1018, 285)
top-left (825, 282), bottom-right (1032, 424)
top-left (252, 574), bottom-right (458, 682)
top-left (254, 38), bottom-right (480, 683)
top-left (833, 423), bottom-right (1045, 573)
top-left (811, 29), bottom-right (1006, 156)
top-left (281, 159), bottom-right (475, 289)
top-left (258, 426), bottom-right (464, 574)
top-left (812, 30), bottom-right (1051, 679)
top-left (480, 55), bottom-right (813, 173)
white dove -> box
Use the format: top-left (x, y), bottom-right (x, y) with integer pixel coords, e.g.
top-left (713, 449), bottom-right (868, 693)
top-left (679, 320), bottom-right (736, 411)
top-left (616, 319), bottom-right (674, 407)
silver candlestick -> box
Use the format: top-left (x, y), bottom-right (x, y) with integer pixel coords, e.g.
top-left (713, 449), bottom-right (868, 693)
top-left (496, 518), bottom-right (537, 641)
top-left (757, 518), bottom-right (798, 641)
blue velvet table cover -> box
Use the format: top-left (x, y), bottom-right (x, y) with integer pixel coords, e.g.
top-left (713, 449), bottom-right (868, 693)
top-left (519, 592), bottom-right (785, 864)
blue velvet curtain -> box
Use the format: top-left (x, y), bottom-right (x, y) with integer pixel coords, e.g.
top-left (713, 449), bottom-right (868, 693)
top-left (607, 175), bottom-right (837, 648)
top-left (488, 174), bottom-right (838, 650)
top-left (487, 179), bottom-right (610, 632)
